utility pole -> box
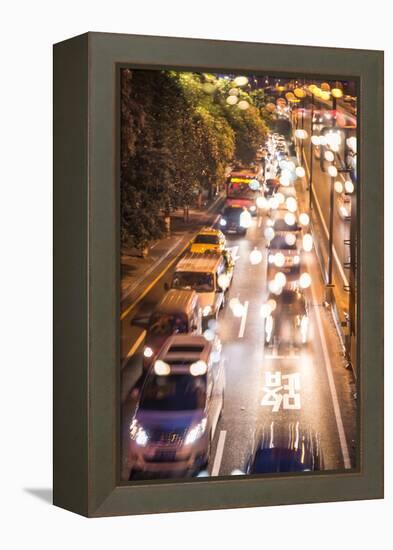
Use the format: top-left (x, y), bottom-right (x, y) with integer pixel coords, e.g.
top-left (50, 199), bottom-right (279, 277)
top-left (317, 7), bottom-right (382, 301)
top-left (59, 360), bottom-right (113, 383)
top-left (325, 95), bottom-right (338, 303)
top-left (309, 92), bottom-right (314, 210)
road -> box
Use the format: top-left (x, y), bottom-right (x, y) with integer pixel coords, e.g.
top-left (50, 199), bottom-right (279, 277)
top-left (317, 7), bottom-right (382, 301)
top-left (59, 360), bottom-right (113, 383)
top-left (120, 186), bottom-right (357, 479)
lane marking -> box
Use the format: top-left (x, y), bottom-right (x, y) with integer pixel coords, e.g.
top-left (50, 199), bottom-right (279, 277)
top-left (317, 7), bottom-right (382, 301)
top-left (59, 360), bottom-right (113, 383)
top-left (122, 330), bottom-right (146, 368)
top-left (211, 430), bottom-right (227, 476)
top-left (121, 237), bottom-right (182, 304)
top-left (309, 269), bottom-right (351, 469)
top-left (238, 300), bottom-right (249, 338)
top-left (302, 150), bottom-right (349, 288)
top-left (120, 238), bottom-right (191, 320)
top-left (261, 371), bottom-right (301, 412)
top-left (264, 354), bottom-right (301, 360)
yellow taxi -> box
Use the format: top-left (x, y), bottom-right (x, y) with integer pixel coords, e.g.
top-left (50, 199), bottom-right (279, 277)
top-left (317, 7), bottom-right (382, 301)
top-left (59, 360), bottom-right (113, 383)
top-left (190, 227), bottom-right (226, 254)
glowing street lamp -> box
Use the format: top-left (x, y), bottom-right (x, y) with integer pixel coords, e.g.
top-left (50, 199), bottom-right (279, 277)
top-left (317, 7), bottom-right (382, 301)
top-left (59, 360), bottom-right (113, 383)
top-left (238, 100), bottom-right (250, 110)
top-left (226, 95), bottom-right (238, 105)
top-left (328, 165), bottom-right (338, 177)
top-left (334, 181), bottom-right (343, 193)
top-left (234, 76), bottom-right (248, 87)
top-left (311, 135), bottom-right (320, 146)
top-left (331, 87), bottom-right (343, 99)
top-left (344, 180), bottom-right (354, 194)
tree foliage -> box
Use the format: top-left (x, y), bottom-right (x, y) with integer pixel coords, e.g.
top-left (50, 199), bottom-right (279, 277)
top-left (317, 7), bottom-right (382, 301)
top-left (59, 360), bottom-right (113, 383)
top-left (121, 70), bottom-right (269, 249)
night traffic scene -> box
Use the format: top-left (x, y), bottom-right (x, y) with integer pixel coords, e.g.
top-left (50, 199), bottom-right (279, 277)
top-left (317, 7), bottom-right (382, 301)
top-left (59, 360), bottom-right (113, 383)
top-left (120, 69), bottom-right (358, 482)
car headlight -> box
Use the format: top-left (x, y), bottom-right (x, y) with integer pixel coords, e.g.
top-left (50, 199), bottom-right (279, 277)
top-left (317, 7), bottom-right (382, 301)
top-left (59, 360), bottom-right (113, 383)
top-left (249, 205), bottom-right (256, 212)
top-left (203, 305), bottom-right (212, 317)
top-left (143, 346), bottom-right (153, 358)
top-left (130, 419), bottom-right (149, 447)
top-left (185, 418), bottom-right (207, 445)
top-left (220, 218), bottom-right (227, 226)
top-left (293, 255), bottom-right (300, 265)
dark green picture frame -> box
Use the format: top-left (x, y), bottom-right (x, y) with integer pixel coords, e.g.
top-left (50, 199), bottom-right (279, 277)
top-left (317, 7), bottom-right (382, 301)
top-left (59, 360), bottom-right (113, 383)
top-left (53, 32), bottom-right (383, 517)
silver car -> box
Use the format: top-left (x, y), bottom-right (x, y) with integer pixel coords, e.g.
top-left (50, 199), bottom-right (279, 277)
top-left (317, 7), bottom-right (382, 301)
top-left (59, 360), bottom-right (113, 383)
top-left (128, 334), bottom-right (225, 478)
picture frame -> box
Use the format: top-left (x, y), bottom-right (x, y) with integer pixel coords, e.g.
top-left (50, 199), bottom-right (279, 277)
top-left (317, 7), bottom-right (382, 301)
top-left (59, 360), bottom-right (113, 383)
top-left (53, 32), bottom-right (383, 517)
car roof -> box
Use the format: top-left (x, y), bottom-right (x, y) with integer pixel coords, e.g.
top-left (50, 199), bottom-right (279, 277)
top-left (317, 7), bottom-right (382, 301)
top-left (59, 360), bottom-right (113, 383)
top-left (158, 334), bottom-right (212, 364)
top-left (269, 288), bottom-right (305, 302)
top-left (175, 252), bottom-right (223, 273)
top-left (153, 289), bottom-right (198, 315)
top-left (196, 227), bottom-right (223, 237)
top-left (269, 234), bottom-right (299, 249)
top-left (223, 205), bottom-right (243, 212)
top-left (273, 218), bottom-right (301, 231)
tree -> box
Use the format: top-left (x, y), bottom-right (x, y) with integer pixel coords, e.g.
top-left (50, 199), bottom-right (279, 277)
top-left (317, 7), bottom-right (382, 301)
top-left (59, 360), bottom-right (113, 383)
top-left (223, 102), bottom-right (268, 165)
top-left (120, 70), bottom-right (270, 250)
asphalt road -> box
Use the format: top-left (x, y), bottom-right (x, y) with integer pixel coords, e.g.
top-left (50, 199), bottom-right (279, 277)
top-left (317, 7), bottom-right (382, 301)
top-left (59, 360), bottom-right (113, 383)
top-left (120, 199), bottom-right (357, 480)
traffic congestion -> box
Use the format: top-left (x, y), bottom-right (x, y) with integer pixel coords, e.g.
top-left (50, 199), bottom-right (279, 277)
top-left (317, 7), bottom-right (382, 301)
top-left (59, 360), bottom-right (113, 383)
top-left (120, 73), bottom-right (357, 482)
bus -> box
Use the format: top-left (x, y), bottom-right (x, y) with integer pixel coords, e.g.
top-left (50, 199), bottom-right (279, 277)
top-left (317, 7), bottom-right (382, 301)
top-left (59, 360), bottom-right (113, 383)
top-left (225, 167), bottom-right (262, 214)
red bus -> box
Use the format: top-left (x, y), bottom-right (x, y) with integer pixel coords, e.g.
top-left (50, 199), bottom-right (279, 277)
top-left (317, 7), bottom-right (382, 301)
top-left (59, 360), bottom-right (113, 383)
top-left (225, 169), bottom-right (262, 214)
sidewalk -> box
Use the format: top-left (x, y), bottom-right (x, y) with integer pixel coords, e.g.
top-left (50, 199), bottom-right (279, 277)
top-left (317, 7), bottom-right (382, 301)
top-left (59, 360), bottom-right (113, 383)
top-left (297, 145), bottom-right (351, 365)
top-left (121, 193), bottom-right (224, 314)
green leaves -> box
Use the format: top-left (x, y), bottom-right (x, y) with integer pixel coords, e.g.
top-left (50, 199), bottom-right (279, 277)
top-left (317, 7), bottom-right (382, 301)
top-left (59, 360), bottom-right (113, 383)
top-left (120, 70), bottom-right (269, 249)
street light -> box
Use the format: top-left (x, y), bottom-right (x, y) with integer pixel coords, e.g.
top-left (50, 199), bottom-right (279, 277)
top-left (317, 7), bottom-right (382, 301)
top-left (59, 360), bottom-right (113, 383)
top-left (307, 85), bottom-right (323, 209)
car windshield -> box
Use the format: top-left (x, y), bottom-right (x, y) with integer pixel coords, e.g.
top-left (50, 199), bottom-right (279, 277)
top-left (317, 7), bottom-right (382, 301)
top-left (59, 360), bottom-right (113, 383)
top-left (273, 219), bottom-right (300, 232)
top-left (269, 235), bottom-right (298, 250)
top-left (194, 234), bottom-right (219, 245)
top-left (140, 373), bottom-right (206, 411)
top-left (172, 271), bottom-right (214, 292)
top-left (223, 207), bottom-right (243, 219)
top-left (272, 291), bottom-right (306, 316)
top-left (148, 313), bottom-right (188, 336)
top-left (228, 182), bottom-right (256, 198)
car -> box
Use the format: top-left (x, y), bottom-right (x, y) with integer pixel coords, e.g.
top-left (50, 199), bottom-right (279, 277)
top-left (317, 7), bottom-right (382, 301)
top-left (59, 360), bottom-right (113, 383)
top-left (128, 334), bottom-right (225, 479)
top-left (219, 206), bottom-right (250, 236)
top-left (267, 234), bottom-right (301, 279)
top-left (337, 193), bottom-right (351, 221)
top-left (245, 423), bottom-right (324, 474)
top-left (264, 288), bottom-right (309, 346)
top-left (133, 289), bottom-right (202, 371)
top-left (169, 252), bottom-right (233, 327)
top-left (190, 227), bottom-right (226, 254)
top-left (272, 215), bottom-right (302, 234)
top-left (264, 178), bottom-right (280, 198)
top-left (276, 185), bottom-right (297, 198)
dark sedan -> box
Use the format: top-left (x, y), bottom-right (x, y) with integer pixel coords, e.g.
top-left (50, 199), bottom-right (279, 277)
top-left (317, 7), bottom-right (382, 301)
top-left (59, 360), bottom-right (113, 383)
top-left (246, 422), bottom-right (324, 474)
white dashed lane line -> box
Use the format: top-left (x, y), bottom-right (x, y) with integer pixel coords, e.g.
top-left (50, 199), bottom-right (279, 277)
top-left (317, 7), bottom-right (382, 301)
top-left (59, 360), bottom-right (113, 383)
top-left (211, 430), bottom-right (227, 476)
top-left (238, 300), bottom-right (249, 338)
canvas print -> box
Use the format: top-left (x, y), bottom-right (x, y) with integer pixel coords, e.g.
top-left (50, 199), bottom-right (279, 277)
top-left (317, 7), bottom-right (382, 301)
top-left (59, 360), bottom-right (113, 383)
top-left (120, 69), bottom-right (358, 481)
